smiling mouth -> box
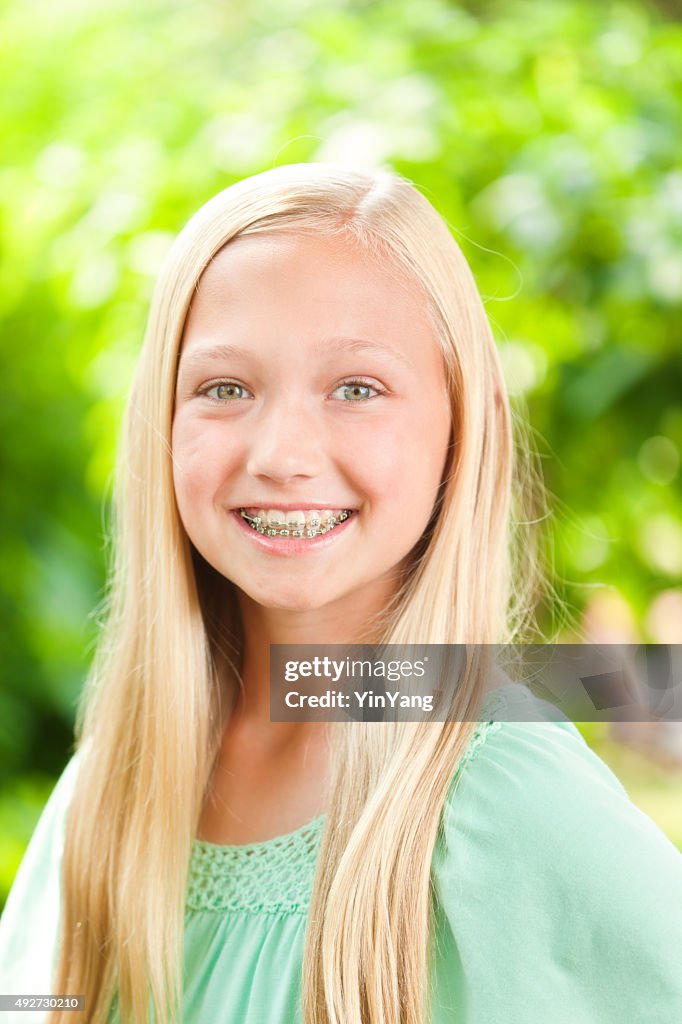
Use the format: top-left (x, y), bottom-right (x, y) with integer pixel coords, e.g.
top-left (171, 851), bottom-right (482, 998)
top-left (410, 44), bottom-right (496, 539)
top-left (239, 508), bottom-right (354, 538)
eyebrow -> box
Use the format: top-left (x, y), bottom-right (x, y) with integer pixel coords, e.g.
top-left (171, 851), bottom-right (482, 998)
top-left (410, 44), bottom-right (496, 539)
top-left (178, 342), bottom-right (248, 369)
top-left (178, 336), bottom-right (412, 369)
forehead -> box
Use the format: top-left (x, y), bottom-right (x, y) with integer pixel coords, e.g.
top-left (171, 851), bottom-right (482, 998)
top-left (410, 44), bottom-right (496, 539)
top-left (181, 231), bottom-right (439, 358)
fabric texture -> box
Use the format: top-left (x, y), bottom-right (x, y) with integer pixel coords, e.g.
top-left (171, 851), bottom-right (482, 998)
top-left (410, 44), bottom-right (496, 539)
top-left (1, 685), bottom-right (681, 1023)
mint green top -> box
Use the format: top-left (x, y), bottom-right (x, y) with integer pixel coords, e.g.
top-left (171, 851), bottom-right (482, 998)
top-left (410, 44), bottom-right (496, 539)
top-left (1, 687), bottom-right (682, 1023)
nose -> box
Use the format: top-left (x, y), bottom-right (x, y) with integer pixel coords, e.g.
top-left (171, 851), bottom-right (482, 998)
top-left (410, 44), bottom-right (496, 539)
top-left (245, 397), bottom-right (325, 484)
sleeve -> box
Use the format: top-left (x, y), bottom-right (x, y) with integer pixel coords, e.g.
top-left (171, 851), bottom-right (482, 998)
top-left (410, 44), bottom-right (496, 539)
top-left (431, 719), bottom-right (682, 1024)
top-left (0, 750), bottom-right (83, 1024)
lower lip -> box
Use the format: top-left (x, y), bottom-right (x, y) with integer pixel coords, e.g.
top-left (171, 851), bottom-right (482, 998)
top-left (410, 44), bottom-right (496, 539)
top-left (230, 510), bottom-right (356, 556)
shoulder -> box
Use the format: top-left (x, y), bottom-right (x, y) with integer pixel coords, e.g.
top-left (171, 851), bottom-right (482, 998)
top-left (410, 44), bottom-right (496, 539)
top-left (439, 687), bottom-right (682, 887)
top-left (0, 748), bottom-right (86, 1003)
top-left (4, 746), bottom-right (85, 891)
top-left (431, 689), bottom-right (682, 1020)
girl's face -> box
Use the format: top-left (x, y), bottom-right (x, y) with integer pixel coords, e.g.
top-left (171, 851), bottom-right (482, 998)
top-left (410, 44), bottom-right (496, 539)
top-left (172, 232), bottom-right (451, 615)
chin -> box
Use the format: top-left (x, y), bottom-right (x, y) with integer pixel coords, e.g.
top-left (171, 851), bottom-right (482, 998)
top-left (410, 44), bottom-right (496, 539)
top-left (256, 589), bottom-right (335, 613)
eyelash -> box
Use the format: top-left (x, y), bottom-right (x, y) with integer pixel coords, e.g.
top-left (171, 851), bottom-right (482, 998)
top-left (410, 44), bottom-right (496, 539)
top-left (332, 377), bottom-right (387, 402)
top-left (197, 377), bottom-right (387, 403)
top-left (198, 380), bottom-right (252, 402)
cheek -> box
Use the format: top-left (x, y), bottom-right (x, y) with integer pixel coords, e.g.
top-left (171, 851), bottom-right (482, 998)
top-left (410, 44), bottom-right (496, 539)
top-left (347, 402), bottom-right (450, 513)
top-left (171, 418), bottom-right (235, 509)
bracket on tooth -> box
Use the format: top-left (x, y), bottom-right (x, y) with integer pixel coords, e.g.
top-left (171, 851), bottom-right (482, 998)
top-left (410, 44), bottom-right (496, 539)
top-left (240, 509), bottom-right (352, 538)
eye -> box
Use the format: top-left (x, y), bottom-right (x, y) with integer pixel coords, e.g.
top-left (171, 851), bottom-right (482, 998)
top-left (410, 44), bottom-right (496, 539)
top-left (330, 378), bottom-right (385, 402)
top-left (201, 380), bottom-right (252, 402)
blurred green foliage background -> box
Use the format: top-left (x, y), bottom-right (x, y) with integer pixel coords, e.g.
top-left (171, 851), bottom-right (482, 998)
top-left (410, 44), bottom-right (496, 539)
top-left (1, 0), bottom-right (681, 906)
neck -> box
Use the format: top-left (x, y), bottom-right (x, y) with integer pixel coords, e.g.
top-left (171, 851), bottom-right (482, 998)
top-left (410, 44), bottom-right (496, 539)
top-left (231, 576), bottom-right (402, 721)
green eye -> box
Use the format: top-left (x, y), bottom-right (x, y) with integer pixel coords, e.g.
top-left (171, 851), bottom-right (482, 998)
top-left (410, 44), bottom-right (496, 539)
top-left (331, 380), bottom-right (382, 401)
top-left (344, 383), bottom-right (372, 401)
top-left (205, 382), bottom-right (249, 401)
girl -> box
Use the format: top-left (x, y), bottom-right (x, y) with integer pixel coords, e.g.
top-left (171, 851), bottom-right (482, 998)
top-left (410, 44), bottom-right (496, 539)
top-left (1, 163), bottom-right (681, 1024)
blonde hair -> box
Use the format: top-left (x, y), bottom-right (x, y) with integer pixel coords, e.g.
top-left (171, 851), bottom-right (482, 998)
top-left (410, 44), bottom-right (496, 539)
top-left (50, 164), bottom-right (549, 1024)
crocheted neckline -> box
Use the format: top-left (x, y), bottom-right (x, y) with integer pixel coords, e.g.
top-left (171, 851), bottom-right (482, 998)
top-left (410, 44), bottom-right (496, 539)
top-left (193, 813), bottom-right (326, 855)
top-left (185, 706), bottom-right (509, 917)
top-left (187, 814), bottom-right (325, 916)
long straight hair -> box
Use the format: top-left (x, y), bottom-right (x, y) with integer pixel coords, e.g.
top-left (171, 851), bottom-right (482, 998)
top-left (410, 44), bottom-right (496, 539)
top-left (50, 164), bottom-right (548, 1023)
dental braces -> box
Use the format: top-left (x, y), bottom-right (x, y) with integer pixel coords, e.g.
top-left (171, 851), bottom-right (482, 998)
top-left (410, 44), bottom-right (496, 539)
top-left (240, 509), bottom-right (352, 538)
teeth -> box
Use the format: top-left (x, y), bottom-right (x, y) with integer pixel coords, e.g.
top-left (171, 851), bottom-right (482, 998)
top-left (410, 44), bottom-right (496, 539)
top-left (239, 507), bottom-right (352, 538)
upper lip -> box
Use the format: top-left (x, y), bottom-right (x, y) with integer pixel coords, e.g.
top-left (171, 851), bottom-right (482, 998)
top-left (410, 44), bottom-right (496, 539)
top-left (234, 503), bottom-right (356, 511)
